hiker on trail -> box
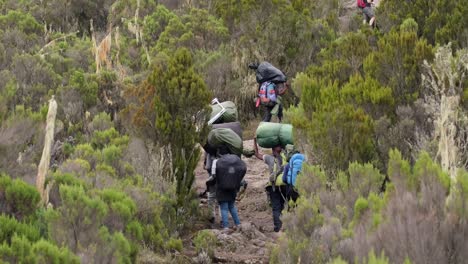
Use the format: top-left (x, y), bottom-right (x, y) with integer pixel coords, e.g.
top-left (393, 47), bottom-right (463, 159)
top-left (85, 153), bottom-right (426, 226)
top-left (203, 125), bottom-right (248, 224)
top-left (282, 145), bottom-right (305, 206)
top-left (357, 0), bottom-right (376, 27)
top-left (253, 138), bottom-right (288, 232)
top-left (213, 153), bottom-right (247, 230)
top-left (249, 62), bottom-right (288, 123)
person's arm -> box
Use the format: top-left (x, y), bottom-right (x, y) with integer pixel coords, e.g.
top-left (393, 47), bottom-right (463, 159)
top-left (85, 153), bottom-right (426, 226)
top-left (253, 138), bottom-right (264, 160)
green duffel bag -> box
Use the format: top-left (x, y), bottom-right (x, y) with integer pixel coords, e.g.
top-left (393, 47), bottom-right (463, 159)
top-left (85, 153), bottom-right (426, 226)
top-left (278, 124), bottom-right (293, 146)
top-left (212, 121), bottom-right (243, 139)
top-left (207, 128), bottom-right (243, 156)
top-left (256, 122), bottom-right (293, 148)
top-left (210, 101), bottom-right (238, 124)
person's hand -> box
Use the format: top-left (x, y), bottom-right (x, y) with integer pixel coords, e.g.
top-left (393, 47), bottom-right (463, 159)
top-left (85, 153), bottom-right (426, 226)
top-left (269, 173), bottom-right (276, 183)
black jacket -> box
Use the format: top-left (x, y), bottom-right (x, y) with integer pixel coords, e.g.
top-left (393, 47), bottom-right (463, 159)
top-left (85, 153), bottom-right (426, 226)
top-left (215, 154), bottom-right (247, 202)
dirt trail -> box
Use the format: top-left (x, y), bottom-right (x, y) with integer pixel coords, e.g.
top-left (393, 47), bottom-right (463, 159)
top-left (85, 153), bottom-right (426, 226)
top-left (192, 139), bottom-right (279, 263)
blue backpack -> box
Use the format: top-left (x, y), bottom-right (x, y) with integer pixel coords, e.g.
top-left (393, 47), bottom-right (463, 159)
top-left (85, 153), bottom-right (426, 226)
top-left (282, 153), bottom-right (305, 187)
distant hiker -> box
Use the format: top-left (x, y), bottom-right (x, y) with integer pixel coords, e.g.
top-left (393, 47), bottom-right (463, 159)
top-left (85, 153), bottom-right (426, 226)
top-left (249, 62), bottom-right (288, 123)
top-left (253, 138), bottom-right (288, 232)
top-left (357, 0), bottom-right (376, 27)
top-left (282, 145), bottom-right (305, 206)
top-left (214, 153), bottom-right (247, 230)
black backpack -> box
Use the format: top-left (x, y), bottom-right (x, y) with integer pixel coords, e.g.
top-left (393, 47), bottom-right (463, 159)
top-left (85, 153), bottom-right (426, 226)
top-left (215, 154), bottom-right (247, 191)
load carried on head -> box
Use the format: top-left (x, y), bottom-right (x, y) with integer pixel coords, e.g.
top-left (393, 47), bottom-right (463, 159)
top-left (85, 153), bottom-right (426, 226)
top-left (204, 99), bottom-right (254, 157)
top-left (255, 122), bottom-right (293, 148)
top-left (205, 127), bottom-right (243, 156)
top-left (209, 100), bottom-right (238, 125)
top-left (249, 61), bottom-right (287, 84)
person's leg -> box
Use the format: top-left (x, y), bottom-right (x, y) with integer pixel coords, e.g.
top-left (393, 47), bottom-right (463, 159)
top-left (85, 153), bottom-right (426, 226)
top-left (207, 184), bottom-right (217, 223)
top-left (277, 104), bottom-right (283, 123)
top-left (263, 106), bottom-right (273, 122)
top-left (363, 7), bottom-right (375, 26)
top-left (369, 16), bottom-right (376, 27)
top-left (228, 201), bottom-right (241, 226)
top-left (219, 201), bottom-right (229, 228)
top-left (269, 188), bottom-right (284, 232)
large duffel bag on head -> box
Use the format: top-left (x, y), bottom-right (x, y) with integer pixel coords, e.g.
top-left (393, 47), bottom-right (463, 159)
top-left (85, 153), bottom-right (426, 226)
top-left (207, 128), bottom-right (243, 156)
top-left (255, 62), bottom-right (287, 84)
top-left (210, 101), bottom-right (238, 124)
top-left (256, 122), bottom-right (293, 148)
top-left (212, 121), bottom-right (243, 139)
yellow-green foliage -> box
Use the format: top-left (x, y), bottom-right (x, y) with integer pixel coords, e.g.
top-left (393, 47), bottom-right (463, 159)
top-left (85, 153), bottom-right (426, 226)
top-left (379, 1), bottom-right (468, 49)
top-left (0, 175), bottom-right (40, 220)
top-left (0, 215), bottom-right (40, 244)
top-left (166, 238), bottom-right (183, 252)
top-left (68, 70), bottom-right (99, 108)
top-left (193, 230), bottom-right (218, 257)
top-left (99, 189), bottom-right (136, 222)
top-left (0, 235), bottom-right (79, 263)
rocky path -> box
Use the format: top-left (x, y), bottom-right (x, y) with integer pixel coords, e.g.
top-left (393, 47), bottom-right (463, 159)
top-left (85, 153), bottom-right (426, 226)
top-left (191, 139), bottom-right (280, 263)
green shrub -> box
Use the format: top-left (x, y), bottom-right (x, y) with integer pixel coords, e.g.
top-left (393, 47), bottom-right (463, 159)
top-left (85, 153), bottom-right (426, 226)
top-left (97, 228), bottom-right (132, 264)
top-left (102, 145), bottom-right (123, 166)
top-left (193, 230), bottom-right (217, 258)
top-left (0, 215), bottom-right (40, 244)
top-left (0, 175), bottom-right (40, 219)
top-left (48, 185), bottom-right (108, 252)
top-left (166, 237), bottom-right (182, 252)
top-left (31, 238), bottom-right (80, 263)
top-left (69, 70), bottom-right (98, 108)
top-left (126, 221), bottom-right (143, 241)
top-left (91, 128), bottom-right (120, 149)
top-left (96, 163), bottom-right (117, 178)
top-left (99, 189), bottom-right (136, 229)
top-left (353, 197), bottom-right (369, 223)
top-left (73, 144), bottom-right (96, 160)
top-left (52, 172), bottom-right (85, 187)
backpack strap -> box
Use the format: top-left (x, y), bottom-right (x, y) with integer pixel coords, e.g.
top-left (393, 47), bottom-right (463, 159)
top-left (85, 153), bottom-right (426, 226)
top-left (289, 162), bottom-right (293, 186)
top-left (211, 159), bottom-right (218, 177)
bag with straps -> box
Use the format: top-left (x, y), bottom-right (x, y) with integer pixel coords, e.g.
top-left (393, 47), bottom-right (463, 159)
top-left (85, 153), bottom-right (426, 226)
top-left (215, 154), bottom-right (247, 191)
top-left (357, 0), bottom-right (366, 8)
top-left (258, 81), bottom-right (277, 106)
top-left (283, 153), bottom-right (305, 187)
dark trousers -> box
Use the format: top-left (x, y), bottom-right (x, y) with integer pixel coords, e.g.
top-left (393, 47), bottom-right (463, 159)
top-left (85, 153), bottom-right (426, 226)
top-left (266, 185), bottom-right (287, 232)
top-left (285, 185), bottom-right (299, 209)
top-left (262, 104), bottom-right (283, 122)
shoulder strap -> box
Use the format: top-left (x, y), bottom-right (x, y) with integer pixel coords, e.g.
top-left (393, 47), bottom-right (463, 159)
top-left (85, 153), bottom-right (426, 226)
top-left (211, 159), bottom-right (218, 176)
top-left (289, 162), bottom-right (293, 185)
